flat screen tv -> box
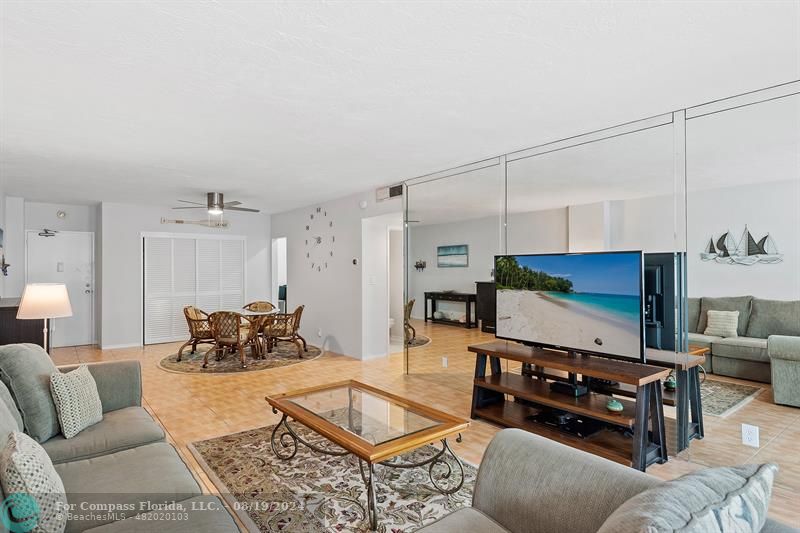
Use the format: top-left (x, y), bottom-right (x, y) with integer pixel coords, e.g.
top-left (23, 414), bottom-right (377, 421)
top-left (495, 251), bottom-right (645, 362)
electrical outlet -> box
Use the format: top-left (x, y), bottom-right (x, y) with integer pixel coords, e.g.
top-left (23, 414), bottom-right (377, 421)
top-left (741, 423), bottom-right (760, 448)
top-left (441, 356), bottom-right (448, 368)
top-left (317, 329), bottom-right (323, 338)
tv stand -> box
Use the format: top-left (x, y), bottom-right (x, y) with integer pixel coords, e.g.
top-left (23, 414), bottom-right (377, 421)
top-left (469, 340), bottom-right (670, 471)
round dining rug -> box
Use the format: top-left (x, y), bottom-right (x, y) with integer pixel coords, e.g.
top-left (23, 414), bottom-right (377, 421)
top-left (190, 421), bottom-right (477, 532)
top-left (407, 335), bottom-right (431, 349)
top-left (158, 341), bottom-right (322, 374)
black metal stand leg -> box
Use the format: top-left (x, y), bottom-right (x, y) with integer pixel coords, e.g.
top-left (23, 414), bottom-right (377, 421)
top-left (676, 369), bottom-right (689, 452)
top-left (689, 367), bottom-right (704, 440)
top-left (379, 438), bottom-right (465, 494)
top-left (632, 384), bottom-right (651, 471)
top-left (650, 382), bottom-right (668, 463)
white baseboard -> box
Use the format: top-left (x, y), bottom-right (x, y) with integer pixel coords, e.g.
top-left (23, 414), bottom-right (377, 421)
top-left (100, 343), bottom-right (142, 350)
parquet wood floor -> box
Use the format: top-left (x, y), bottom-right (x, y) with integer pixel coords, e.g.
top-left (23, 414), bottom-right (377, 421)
top-left (51, 319), bottom-right (800, 527)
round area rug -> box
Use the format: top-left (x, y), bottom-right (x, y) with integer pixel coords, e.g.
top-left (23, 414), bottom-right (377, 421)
top-left (406, 335), bottom-right (431, 349)
top-left (159, 341), bottom-right (322, 374)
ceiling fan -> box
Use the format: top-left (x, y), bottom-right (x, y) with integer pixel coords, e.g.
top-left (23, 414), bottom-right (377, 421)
top-left (172, 192), bottom-right (260, 215)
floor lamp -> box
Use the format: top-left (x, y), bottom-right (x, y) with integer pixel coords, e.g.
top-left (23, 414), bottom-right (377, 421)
top-left (17, 283), bottom-right (73, 353)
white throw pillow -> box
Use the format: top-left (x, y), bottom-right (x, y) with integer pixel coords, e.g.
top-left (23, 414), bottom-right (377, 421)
top-left (0, 431), bottom-right (68, 533)
top-left (704, 310), bottom-right (740, 338)
top-left (49, 365), bottom-right (103, 439)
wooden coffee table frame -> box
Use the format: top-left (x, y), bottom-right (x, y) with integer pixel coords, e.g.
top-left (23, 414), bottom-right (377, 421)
top-left (266, 380), bottom-right (470, 530)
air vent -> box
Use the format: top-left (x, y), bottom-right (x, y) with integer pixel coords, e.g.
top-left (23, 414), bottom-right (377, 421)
top-left (376, 184), bottom-right (404, 202)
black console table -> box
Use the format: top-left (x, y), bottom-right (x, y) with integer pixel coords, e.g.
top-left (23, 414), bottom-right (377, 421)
top-left (0, 298), bottom-right (47, 349)
top-left (424, 292), bottom-right (477, 329)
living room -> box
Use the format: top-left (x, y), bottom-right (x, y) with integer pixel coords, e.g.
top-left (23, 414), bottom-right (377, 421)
top-left (0, 2), bottom-right (799, 533)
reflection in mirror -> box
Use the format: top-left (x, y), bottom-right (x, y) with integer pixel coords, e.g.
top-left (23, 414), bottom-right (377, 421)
top-left (684, 94), bottom-right (799, 520)
top-left (405, 164), bottom-right (504, 376)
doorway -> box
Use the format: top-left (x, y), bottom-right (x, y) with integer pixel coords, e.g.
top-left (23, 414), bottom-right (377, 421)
top-left (26, 230), bottom-right (95, 347)
top-left (271, 237), bottom-right (287, 312)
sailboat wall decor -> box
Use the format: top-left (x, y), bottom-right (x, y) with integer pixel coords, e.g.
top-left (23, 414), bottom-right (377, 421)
top-left (700, 226), bottom-right (783, 265)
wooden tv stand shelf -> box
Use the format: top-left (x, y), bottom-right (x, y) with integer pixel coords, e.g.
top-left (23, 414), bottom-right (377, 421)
top-left (469, 340), bottom-right (671, 471)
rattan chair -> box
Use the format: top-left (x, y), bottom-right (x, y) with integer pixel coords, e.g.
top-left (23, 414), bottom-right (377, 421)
top-left (205, 311), bottom-right (260, 368)
top-left (177, 306), bottom-right (215, 361)
top-left (243, 301), bottom-right (276, 312)
top-left (262, 305), bottom-right (307, 356)
top-left (404, 299), bottom-right (416, 344)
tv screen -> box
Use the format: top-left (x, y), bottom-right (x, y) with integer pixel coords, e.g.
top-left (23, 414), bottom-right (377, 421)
top-left (495, 251), bottom-right (644, 362)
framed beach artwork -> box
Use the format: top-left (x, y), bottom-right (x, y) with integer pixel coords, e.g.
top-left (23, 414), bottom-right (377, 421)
top-left (437, 244), bottom-right (469, 268)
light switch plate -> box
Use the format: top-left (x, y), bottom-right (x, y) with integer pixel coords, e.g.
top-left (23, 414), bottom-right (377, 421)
top-left (742, 423), bottom-right (760, 448)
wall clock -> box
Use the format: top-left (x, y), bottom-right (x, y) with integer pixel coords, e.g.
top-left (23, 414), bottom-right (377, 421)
top-left (305, 206), bottom-right (335, 272)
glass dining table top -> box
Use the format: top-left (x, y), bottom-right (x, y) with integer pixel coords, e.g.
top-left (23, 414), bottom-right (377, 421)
top-left (274, 382), bottom-right (449, 446)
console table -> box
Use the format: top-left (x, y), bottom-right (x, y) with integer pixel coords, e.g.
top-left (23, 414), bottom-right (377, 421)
top-left (424, 292), bottom-right (477, 329)
top-left (469, 340), bottom-right (670, 471)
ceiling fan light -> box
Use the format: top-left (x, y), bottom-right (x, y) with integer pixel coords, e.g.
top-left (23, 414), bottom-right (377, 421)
top-left (208, 207), bottom-right (223, 216)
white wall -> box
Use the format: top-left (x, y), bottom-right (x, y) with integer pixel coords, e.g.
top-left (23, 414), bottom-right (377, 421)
top-left (408, 209), bottom-right (569, 319)
top-left (100, 202), bottom-right (271, 348)
top-left (389, 229), bottom-right (404, 341)
top-left (687, 179), bottom-right (799, 300)
top-left (568, 202), bottom-right (610, 252)
top-left (361, 212), bottom-right (403, 358)
top-left (270, 192), bottom-right (402, 359)
top-left (24, 202), bottom-right (97, 233)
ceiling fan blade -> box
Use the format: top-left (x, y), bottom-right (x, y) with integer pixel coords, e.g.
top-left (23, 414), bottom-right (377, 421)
top-left (223, 201), bottom-right (242, 207)
top-left (225, 206), bottom-right (260, 213)
top-left (176, 199), bottom-right (206, 206)
top-left (172, 206), bottom-right (206, 210)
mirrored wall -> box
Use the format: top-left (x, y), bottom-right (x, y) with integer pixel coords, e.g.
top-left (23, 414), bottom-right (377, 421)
top-left (403, 82), bottom-right (799, 516)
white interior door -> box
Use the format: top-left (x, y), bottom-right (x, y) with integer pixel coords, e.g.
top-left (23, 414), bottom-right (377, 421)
top-left (26, 231), bottom-right (95, 347)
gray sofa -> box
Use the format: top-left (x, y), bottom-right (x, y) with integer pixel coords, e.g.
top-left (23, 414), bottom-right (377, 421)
top-left (419, 429), bottom-right (797, 533)
top-left (687, 296), bottom-right (800, 384)
top-left (0, 345), bottom-right (238, 533)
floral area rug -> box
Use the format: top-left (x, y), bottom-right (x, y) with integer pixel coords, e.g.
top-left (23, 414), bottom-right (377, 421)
top-left (159, 340), bottom-right (322, 374)
top-left (191, 422), bottom-right (476, 532)
top-left (701, 379), bottom-right (763, 417)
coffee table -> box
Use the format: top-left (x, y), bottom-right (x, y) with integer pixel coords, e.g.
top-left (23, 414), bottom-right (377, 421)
top-left (265, 380), bottom-right (470, 530)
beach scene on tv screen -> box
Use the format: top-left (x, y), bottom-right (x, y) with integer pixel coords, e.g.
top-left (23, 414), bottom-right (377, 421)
top-left (495, 253), bottom-right (642, 358)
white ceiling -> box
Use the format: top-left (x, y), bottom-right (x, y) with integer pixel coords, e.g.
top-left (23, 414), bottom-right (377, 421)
top-left (1, 1), bottom-right (798, 213)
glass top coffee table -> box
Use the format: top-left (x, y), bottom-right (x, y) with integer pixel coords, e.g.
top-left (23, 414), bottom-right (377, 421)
top-left (266, 380), bottom-right (470, 530)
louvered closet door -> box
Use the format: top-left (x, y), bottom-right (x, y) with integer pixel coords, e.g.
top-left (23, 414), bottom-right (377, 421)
top-left (144, 238), bottom-right (174, 344)
top-left (143, 236), bottom-right (245, 345)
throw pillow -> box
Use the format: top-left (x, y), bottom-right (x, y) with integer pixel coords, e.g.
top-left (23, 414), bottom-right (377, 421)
top-left (704, 310), bottom-right (740, 338)
top-left (49, 365), bottom-right (103, 439)
top-left (0, 344), bottom-right (60, 442)
top-left (0, 431), bottom-right (68, 533)
top-left (597, 463), bottom-right (777, 533)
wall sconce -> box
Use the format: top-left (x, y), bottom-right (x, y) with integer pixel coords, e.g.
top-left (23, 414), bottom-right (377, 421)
top-left (414, 260), bottom-right (426, 272)
top-left (0, 255), bottom-right (9, 277)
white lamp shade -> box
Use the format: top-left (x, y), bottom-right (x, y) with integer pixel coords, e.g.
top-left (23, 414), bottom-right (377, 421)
top-left (17, 283), bottom-right (73, 319)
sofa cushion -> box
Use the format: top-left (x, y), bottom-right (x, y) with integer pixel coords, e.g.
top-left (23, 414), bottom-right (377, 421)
top-left (0, 344), bottom-right (60, 442)
top-left (50, 365), bottom-right (104, 439)
top-left (746, 298), bottom-right (800, 339)
top-left (42, 407), bottom-right (165, 465)
top-left (597, 463), bottom-right (777, 533)
top-left (698, 296), bottom-right (753, 337)
top-left (712, 337), bottom-right (770, 363)
top-left (687, 332), bottom-right (721, 351)
top-left (687, 297), bottom-right (701, 334)
top-left (416, 507), bottom-right (509, 533)
top-left (0, 380), bottom-right (23, 432)
top-left (704, 310), bottom-right (740, 338)
top-left (0, 431), bottom-right (68, 533)
top-left (83, 496), bottom-right (238, 533)
top-left (55, 443), bottom-right (201, 533)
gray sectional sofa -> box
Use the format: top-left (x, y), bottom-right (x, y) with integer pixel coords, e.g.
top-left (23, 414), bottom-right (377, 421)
top-left (419, 429), bottom-right (797, 533)
top-left (0, 344), bottom-right (238, 533)
top-left (687, 296), bottom-right (800, 385)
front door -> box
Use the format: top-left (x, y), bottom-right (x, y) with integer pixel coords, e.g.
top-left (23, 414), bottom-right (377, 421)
top-left (26, 231), bottom-right (95, 347)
